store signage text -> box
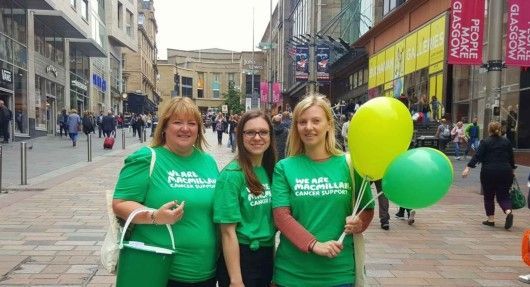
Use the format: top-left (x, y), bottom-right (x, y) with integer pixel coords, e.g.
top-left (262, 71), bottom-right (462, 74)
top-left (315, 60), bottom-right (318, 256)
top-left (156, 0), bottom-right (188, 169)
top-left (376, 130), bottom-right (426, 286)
top-left (1, 69), bottom-right (12, 83)
top-left (92, 74), bottom-right (107, 92)
top-left (447, 0), bottom-right (485, 65)
top-left (71, 79), bottom-right (87, 91)
top-left (46, 65), bottom-right (58, 77)
top-left (506, 0), bottom-right (530, 66)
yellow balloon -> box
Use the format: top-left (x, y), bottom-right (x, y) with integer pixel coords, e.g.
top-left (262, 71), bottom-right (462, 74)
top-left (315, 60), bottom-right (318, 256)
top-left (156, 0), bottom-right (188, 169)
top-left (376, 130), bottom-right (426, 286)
top-left (347, 97), bottom-right (413, 180)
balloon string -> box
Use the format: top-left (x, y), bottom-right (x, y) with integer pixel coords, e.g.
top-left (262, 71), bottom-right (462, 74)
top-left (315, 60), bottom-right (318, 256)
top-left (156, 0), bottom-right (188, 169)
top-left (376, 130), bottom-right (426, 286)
top-left (338, 176), bottom-right (371, 244)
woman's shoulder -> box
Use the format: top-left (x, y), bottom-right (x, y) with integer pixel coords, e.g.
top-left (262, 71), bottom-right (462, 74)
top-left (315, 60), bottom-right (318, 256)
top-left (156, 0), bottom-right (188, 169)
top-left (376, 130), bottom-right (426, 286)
top-left (124, 146), bottom-right (153, 164)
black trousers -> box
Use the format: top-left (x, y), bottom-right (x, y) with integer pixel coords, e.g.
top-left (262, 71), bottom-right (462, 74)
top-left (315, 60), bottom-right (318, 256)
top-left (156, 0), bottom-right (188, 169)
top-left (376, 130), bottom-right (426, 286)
top-left (217, 244), bottom-right (273, 287)
top-left (0, 121), bottom-right (9, 141)
top-left (481, 168), bottom-right (513, 216)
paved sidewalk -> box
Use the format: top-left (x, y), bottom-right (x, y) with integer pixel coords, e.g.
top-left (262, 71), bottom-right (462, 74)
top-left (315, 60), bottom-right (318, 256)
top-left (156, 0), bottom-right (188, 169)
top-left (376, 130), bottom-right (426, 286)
top-left (0, 130), bottom-right (528, 286)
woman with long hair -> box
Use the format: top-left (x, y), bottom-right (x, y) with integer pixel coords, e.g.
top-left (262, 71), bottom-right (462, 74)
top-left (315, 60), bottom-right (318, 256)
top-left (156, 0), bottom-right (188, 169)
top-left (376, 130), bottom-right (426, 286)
top-left (463, 121), bottom-right (516, 229)
top-left (271, 93), bottom-right (374, 287)
top-left (214, 110), bottom-right (277, 287)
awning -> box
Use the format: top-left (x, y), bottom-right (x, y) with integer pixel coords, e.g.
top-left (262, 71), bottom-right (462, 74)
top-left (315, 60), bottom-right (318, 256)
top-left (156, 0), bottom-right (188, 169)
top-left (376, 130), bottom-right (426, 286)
top-left (329, 47), bottom-right (368, 75)
top-left (69, 39), bottom-right (107, 57)
top-left (17, 0), bottom-right (53, 9)
top-left (33, 10), bottom-right (86, 38)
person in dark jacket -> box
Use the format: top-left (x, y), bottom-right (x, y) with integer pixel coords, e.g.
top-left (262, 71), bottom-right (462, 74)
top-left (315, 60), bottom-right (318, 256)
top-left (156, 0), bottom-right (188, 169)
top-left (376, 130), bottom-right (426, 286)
top-left (101, 111), bottom-right (116, 138)
top-left (58, 109), bottom-right (68, 137)
top-left (0, 100), bottom-right (12, 143)
top-left (272, 114), bottom-right (288, 160)
top-left (82, 111), bottom-right (95, 136)
top-left (462, 121), bottom-right (517, 229)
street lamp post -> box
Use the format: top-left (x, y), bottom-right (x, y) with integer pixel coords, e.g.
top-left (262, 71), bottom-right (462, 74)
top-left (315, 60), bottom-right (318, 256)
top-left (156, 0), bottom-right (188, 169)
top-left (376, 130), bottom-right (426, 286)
top-left (122, 92), bottom-right (128, 114)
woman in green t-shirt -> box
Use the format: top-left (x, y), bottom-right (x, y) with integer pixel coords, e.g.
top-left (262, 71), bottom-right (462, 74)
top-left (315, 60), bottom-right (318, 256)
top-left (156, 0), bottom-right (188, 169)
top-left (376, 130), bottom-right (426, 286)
top-left (113, 97), bottom-right (219, 287)
top-left (271, 94), bottom-right (375, 287)
top-left (214, 110), bottom-right (278, 287)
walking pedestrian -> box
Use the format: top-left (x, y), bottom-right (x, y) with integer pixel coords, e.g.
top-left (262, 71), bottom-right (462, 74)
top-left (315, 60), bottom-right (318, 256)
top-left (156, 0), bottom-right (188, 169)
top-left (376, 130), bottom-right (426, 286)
top-left (435, 118), bottom-right (451, 152)
top-left (0, 100), bottom-right (12, 143)
top-left (101, 111), bottom-right (116, 138)
top-left (214, 110), bottom-right (277, 287)
top-left (451, 121), bottom-right (465, 160)
top-left (96, 111), bottom-right (104, 138)
top-left (272, 114), bottom-right (288, 160)
top-left (66, 109), bottom-right (81, 147)
top-left (112, 97), bottom-right (219, 286)
top-left (58, 109), bottom-right (68, 137)
top-left (82, 111), bottom-right (95, 137)
top-left (214, 113), bottom-right (227, 146)
top-left (373, 180), bottom-right (390, 230)
top-left (462, 121), bottom-right (517, 229)
top-left (430, 96), bottom-right (440, 122)
top-left (271, 93), bottom-right (374, 287)
top-left (464, 117), bottom-right (480, 159)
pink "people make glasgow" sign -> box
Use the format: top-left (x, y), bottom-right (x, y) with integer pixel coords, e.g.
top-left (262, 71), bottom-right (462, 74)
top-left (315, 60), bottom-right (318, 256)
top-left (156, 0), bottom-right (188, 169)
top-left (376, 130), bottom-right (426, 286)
top-left (506, 0), bottom-right (530, 66)
top-left (447, 0), bottom-right (485, 65)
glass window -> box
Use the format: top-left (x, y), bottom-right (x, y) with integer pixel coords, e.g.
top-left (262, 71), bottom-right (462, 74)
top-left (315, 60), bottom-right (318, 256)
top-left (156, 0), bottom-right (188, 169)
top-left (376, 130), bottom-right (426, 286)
top-left (71, 0), bottom-right (76, 8)
top-left (0, 34), bottom-right (12, 62)
top-left (13, 41), bottom-right (26, 69)
top-left (12, 3), bottom-right (26, 44)
top-left (0, 61), bottom-right (13, 91)
top-left (117, 2), bottom-right (123, 28)
top-left (0, 1), bottom-right (12, 37)
top-left (81, 0), bottom-right (88, 20)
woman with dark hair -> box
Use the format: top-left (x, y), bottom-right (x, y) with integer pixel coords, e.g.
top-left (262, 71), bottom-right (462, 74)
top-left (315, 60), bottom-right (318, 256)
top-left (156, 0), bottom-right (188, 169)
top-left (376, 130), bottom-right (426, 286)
top-left (214, 110), bottom-right (278, 287)
top-left (463, 121), bottom-right (516, 229)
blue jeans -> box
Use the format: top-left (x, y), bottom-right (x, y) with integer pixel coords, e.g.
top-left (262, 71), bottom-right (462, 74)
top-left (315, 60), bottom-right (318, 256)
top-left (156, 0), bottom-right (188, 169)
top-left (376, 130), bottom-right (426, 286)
top-left (454, 142), bottom-right (462, 157)
top-left (465, 138), bottom-right (479, 156)
top-left (68, 132), bottom-right (78, 143)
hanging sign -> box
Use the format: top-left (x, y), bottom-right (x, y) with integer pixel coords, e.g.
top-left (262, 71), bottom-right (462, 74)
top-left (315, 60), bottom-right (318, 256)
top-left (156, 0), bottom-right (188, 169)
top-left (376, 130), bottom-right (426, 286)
top-left (447, 0), bottom-right (485, 65)
top-left (505, 0), bottom-right (530, 66)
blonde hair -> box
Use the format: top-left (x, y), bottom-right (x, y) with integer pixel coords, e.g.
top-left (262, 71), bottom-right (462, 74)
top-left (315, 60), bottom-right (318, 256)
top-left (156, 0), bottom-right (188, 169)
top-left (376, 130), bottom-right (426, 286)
top-left (287, 93), bottom-right (342, 156)
top-left (488, 121), bottom-right (502, 137)
top-left (150, 97), bottom-right (207, 150)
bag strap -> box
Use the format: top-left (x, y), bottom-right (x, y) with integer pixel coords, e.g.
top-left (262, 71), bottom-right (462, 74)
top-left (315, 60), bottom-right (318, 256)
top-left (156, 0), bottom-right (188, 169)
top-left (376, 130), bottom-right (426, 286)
top-left (119, 207), bottom-right (176, 251)
top-left (147, 147), bottom-right (156, 177)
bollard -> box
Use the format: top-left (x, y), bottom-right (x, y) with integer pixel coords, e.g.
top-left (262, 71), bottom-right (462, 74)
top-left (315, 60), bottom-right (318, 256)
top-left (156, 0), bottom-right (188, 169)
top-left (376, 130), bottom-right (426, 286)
top-left (87, 134), bottom-right (92, 162)
top-left (122, 128), bottom-right (126, 149)
top-left (20, 142), bottom-right (27, 185)
top-left (143, 128), bottom-right (147, 143)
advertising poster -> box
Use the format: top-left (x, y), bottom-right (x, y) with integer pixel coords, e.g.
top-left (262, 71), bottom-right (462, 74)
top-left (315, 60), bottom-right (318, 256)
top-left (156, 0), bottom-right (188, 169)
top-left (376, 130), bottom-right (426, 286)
top-left (272, 82), bottom-right (281, 103)
top-left (295, 45), bottom-right (309, 81)
top-left (316, 45), bottom-right (330, 81)
top-left (260, 81), bottom-right (268, 103)
top-left (506, 0), bottom-right (530, 66)
top-left (447, 0), bottom-right (485, 65)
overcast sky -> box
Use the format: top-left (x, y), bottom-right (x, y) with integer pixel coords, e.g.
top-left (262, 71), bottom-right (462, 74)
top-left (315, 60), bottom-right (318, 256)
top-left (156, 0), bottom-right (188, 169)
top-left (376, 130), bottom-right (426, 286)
top-left (154, 0), bottom-right (279, 59)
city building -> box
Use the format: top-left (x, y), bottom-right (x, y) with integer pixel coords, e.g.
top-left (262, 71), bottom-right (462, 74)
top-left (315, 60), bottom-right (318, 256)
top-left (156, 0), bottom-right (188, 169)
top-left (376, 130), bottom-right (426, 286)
top-left (122, 0), bottom-right (158, 115)
top-left (1, 0), bottom-right (102, 139)
top-left (163, 48), bottom-right (266, 113)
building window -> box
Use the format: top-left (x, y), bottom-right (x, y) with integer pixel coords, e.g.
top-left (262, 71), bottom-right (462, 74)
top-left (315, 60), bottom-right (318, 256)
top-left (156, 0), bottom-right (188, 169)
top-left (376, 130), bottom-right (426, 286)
top-left (71, 0), bottom-right (76, 8)
top-left (81, 0), bottom-right (88, 20)
top-left (182, 76), bottom-right (193, 97)
top-left (117, 2), bottom-right (123, 28)
top-left (126, 9), bottom-right (133, 36)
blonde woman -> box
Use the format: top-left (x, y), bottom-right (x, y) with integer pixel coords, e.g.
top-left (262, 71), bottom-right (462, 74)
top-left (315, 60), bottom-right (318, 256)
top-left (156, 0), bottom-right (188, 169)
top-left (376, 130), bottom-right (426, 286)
top-left (271, 94), bottom-right (374, 287)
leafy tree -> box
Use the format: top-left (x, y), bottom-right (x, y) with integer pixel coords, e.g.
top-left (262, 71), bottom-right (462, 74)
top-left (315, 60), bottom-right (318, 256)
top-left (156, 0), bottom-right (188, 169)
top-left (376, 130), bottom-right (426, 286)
top-left (223, 81), bottom-right (244, 115)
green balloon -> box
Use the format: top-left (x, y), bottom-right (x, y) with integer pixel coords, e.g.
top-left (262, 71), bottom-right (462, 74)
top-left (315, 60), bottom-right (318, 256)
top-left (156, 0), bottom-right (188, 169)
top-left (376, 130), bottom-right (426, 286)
top-left (382, 147), bottom-right (454, 209)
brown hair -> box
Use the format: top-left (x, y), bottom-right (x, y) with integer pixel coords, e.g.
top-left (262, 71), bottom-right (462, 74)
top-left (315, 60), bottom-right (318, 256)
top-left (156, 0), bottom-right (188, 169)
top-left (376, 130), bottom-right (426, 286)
top-left (150, 97), bottom-right (207, 150)
top-left (236, 110), bottom-right (277, 195)
top-left (488, 121), bottom-right (502, 137)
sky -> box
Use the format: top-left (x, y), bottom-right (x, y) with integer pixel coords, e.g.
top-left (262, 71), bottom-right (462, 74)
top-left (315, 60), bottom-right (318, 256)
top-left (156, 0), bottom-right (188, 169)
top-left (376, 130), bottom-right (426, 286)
top-left (154, 0), bottom-right (279, 60)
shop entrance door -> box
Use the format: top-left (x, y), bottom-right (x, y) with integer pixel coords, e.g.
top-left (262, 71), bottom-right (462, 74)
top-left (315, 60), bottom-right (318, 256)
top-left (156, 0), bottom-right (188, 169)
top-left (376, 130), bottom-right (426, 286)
top-left (46, 97), bottom-right (56, 135)
top-left (0, 89), bottom-right (14, 141)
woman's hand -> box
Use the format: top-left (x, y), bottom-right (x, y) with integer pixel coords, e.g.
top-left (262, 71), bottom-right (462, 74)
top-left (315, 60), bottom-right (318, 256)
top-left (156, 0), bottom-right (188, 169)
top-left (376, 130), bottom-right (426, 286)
top-left (462, 167), bottom-right (470, 178)
top-left (312, 241), bottom-right (343, 258)
top-left (153, 200), bottom-right (185, 224)
top-left (344, 215), bottom-right (363, 234)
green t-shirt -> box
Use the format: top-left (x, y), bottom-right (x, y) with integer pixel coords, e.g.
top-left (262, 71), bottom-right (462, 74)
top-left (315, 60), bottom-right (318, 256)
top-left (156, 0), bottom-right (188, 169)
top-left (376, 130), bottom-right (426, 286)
top-left (114, 146), bottom-right (219, 283)
top-left (271, 154), bottom-right (374, 287)
top-left (213, 160), bottom-right (275, 248)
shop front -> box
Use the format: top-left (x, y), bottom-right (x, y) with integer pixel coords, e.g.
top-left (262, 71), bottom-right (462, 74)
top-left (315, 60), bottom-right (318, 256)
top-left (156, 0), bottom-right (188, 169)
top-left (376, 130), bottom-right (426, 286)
top-left (367, 13), bottom-right (447, 120)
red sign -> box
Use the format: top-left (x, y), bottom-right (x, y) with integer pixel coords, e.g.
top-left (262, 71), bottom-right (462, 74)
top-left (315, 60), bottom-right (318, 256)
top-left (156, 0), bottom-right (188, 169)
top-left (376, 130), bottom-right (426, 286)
top-left (506, 0), bottom-right (530, 66)
top-left (260, 81), bottom-right (268, 103)
top-left (272, 82), bottom-right (281, 103)
top-left (447, 0), bottom-right (485, 65)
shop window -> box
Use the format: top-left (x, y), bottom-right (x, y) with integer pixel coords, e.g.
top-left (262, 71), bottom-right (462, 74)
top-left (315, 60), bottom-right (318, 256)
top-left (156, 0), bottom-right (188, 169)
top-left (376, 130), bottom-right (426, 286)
top-left (0, 1), bottom-right (12, 38)
top-left (14, 67), bottom-right (27, 134)
top-left (0, 34), bottom-right (12, 62)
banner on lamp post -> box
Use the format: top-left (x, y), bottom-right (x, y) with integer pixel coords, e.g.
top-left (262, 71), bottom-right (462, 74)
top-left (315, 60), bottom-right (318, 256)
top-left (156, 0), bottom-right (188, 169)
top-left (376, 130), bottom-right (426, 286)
top-left (260, 81), bottom-right (268, 103)
top-left (272, 82), bottom-right (281, 104)
top-left (295, 45), bottom-right (309, 81)
top-left (316, 45), bottom-right (330, 82)
top-left (506, 0), bottom-right (530, 66)
top-left (447, 0), bottom-right (485, 65)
